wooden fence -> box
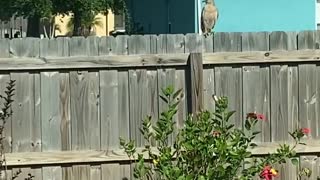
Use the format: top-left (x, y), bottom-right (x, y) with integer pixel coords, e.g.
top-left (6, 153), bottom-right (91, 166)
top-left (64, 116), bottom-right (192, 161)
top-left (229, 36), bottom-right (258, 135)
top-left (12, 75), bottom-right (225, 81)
top-left (1, 31), bottom-right (320, 179)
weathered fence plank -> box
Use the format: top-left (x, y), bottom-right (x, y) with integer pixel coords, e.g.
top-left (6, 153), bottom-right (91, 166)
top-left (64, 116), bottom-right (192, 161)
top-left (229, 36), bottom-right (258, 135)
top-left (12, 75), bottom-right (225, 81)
top-left (0, 39), bottom-right (9, 58)
top-left (166, 34), bottom-right (185, 53)
top-left (186, 53), bottom-right (203, 115)
top-left (40, 38), bottom-right (69, 57)
top-left (213, 32), bottom-right (241, 52)
top-left (298, 31), bottom-right (317, 50)
top-left (269, 31), bottom-right (297, 50)
top-left (185, 33), bottom-right (202, 53)
top-left (9, 38), bottom-right (40, 57)
top-left (298, 64), bottom-right (317, 139)
top-left (128, 35), bottom-right (151, 55)
top-left (242, 32), bottom-right (269, 51)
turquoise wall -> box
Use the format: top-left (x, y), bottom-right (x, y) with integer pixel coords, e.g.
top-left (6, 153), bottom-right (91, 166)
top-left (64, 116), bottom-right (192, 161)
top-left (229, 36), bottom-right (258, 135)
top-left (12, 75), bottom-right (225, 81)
top-left (199, 0), bottom-right (316, 32)
top-left (126, 0), bottom-right (195, 34)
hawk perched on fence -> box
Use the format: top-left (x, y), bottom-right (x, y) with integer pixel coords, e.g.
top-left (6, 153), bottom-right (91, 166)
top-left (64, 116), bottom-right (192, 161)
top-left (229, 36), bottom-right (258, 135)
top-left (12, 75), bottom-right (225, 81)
top-left (201, 0), bottom-right (219, 37)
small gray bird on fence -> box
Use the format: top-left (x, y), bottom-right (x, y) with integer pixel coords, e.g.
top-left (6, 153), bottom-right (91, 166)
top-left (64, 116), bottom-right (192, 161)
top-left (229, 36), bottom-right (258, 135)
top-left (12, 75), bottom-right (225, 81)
top-left (201, 0), bottom-right (219, 37)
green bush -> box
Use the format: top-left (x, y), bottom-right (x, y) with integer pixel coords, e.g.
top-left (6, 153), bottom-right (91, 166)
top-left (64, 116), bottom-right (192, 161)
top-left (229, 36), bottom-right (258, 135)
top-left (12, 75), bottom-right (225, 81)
top-left (120, 86), bottom-right (311, 180)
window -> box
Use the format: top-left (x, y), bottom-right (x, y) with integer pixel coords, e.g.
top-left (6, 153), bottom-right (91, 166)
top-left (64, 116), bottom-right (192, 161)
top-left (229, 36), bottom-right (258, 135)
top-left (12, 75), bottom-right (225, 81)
top-left (114, 13), bottom-right (125, 30)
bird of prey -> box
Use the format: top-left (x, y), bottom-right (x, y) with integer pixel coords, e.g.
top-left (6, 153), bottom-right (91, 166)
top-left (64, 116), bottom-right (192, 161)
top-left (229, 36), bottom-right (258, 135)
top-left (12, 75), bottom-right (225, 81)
top-left (201, 0), bottom-right (219, 37)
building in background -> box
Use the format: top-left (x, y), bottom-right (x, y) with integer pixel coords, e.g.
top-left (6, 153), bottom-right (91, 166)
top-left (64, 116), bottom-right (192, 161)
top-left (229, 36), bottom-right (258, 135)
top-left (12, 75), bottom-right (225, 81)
top-left (125, 0), bottom-right (317, 34)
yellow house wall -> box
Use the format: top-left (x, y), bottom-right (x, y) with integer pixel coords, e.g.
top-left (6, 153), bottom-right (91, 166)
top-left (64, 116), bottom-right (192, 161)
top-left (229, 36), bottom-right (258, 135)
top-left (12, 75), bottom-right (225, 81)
top-left (54, 10), bottom-right (115, 37)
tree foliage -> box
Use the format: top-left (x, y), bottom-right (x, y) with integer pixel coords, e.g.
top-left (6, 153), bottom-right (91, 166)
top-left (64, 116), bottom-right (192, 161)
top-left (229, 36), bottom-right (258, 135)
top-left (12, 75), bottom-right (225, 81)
top-left (0, 0), bottom-right (128, 36)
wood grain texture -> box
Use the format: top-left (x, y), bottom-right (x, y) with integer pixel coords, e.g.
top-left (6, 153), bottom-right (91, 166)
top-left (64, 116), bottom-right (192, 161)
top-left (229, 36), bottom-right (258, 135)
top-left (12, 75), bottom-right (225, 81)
top-left (101, 164), bottom-right (120, 180)
top-left (4, 50), bottom-right (320, 70)
top-left (298, 64), bottom-right (317, 139)
top-left (60, 73), bottom-right (71, 151)
top-left (166, 34), bottom-right (185, 53)
top-left (269, 31), bottom-right (297, 51)
top-left (242, 32), bottom-right (269, 51)
top-left (214, 66), bottom-right (242, 128)
top-left (69, 36), bottom-right (99, 56)
top-left (71, 165), bottom-right (90, 180)
top-left (157, 68), bottom-right (175, 145)
top-left (9, 38), bottom-right (40, 57)
top-left (0, 39), bottom-right (9, 58)
top-left (0, 74), bottom-right (12, 153)
top-left (213, 32), bottom-right (241, 52)
top-left (99, 36), bottom-right (128, 55)
top-left (41, 72), bottom-right (62, 151)
top-left (243, 65), bottom-right (270, 142)
top-left (40, 38), bottom-right (69, 57)
top-left (203, 68), bottom-right (215, 111)
top-left (90, 165), bottom-right (101, 180)
top-left (4, 141), bottom-right (320, 166)
top-left (11, 73), bottom-right (39, 152)
top-left (270, 65), bottom-right (299, 142)
top-left (129, 69), bottom-right (158, 147)
top-left (100, 70), bottom-right (119, 150)
top-left (70, 71), bottom-right (100, 150)
top-left (128, 35), bottom-right (151, 55)
top-left (300, 156), bottom-right (318, 180)
top-left (118, 71), bottom-right (130, 142)
top-left (202, 35), bottom-right (214, 53)
top-left (298, 31), bottom-right (317, 50)
top-left (42, 166), bottom-right (62, 180)
top-left (186, 53), bottom-right (203, 115)
top-left (185, 33), bottom-right (202, 53)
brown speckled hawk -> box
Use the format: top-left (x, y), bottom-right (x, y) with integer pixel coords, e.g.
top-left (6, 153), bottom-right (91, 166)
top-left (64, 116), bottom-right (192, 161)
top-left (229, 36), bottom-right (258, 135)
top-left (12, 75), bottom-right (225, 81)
top-left (201, 0), bottom-right (219, 37)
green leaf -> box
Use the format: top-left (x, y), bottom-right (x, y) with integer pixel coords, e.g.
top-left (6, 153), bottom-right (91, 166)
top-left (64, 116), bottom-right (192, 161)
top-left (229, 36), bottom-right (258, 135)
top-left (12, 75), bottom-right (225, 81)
top-left (245, 120), bottom-right (251, 130)
top-left (225, 110), bottom-right (236, 122)
top-left (291, 158), bottom-right (299, 166)
top-left (173, 88), bottom-right (183, 99)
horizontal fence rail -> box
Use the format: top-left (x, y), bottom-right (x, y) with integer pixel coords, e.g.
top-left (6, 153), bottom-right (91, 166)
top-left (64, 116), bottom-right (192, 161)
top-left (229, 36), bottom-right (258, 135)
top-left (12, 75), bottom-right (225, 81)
top-left (0, 31), bottom-right (320, 179)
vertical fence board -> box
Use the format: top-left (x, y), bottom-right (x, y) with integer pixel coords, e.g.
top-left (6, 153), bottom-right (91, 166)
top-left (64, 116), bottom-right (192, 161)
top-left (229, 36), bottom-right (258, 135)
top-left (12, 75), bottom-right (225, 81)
top-left (99, 35), bottom-right (128, 55)
top-left (202, 35), bottom-right (214, 53)
top-left (166, 34), bottom-right (185, 53)
top-left (100, 70), bottom-right (119, 150)
top-left (60, 73), bottom-right (71, 151)
top-left (175, 69), bottom-right (187, 131)
top-left (0, 74), bottom-right (12, 153)
top-left (203, 67), bottom-right (215, 111)
top-left (118, 71), bottom-right (130, 141)
top-left (298, 31), bottom-right (316, 50)
top-left (69, 37), bottom-right (99, 56)
top-left (186, 53), bottom-right (203, 114)
top-left (0, 39), bottom-right (9, 57)
top-left (71, 165), bottom-right (90, 180)
top-left (156, 34), bottom-right (167, 54)
top-left (42, 167), bottom-right (62, 180)
top-left (243, 66), bottom-right (270, 142)
top-left (11, 73), bottom-right (38, 152)
top-left (242, 32), bottom-right (269, 51)
top-left (101, 164), bottom-right (120, 180)
top-left (213, 32), bottom-right (241, 52)
top-left (9, 38), bottom-right (40, 57)
top-left (300, 156), bottom-right (318, 180)
top-left (41, 72), bottom-right (62, 151)
top-left (214, 66), bottom-right (242, 127)
top-left (298, 64), bottom-right (317, 139)
top-left (128, 35), bottom-right (151, 55)
top-left (185, 33), bottom-right (203, 53)
top-left (40, 71), bottom-right (64, 179)
top-left (269, 31), bottom-right (297, 50)
top-left (70, 71), bottom-right (100, 180)
top-left (271, 65), bottom-right (299, 142)
top-left (40, 38), bottom-right (69, 57)
top-left (157, 68), bottom-right (176, 145)
top-left (90, 165), bottom-right (101, 180)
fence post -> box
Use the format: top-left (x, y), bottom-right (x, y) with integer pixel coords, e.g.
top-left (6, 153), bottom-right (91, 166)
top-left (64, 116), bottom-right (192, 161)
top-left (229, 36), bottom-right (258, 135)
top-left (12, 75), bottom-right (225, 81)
top-left (186, 53), bottom-right (203, 116)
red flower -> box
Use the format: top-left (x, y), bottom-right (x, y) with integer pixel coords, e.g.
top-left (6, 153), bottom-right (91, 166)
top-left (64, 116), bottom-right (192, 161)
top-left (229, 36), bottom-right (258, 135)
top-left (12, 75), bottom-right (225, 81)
top-left (246, 112), bottom-right (257, 119)
top-left (259, 166), bottom-right (278, 180)
top-left (257, 113), bottom-right (266, 121)
top-left (301, 128), bottom-right (311, 135)
top-left (246, 112), bottom-right (266, 121)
